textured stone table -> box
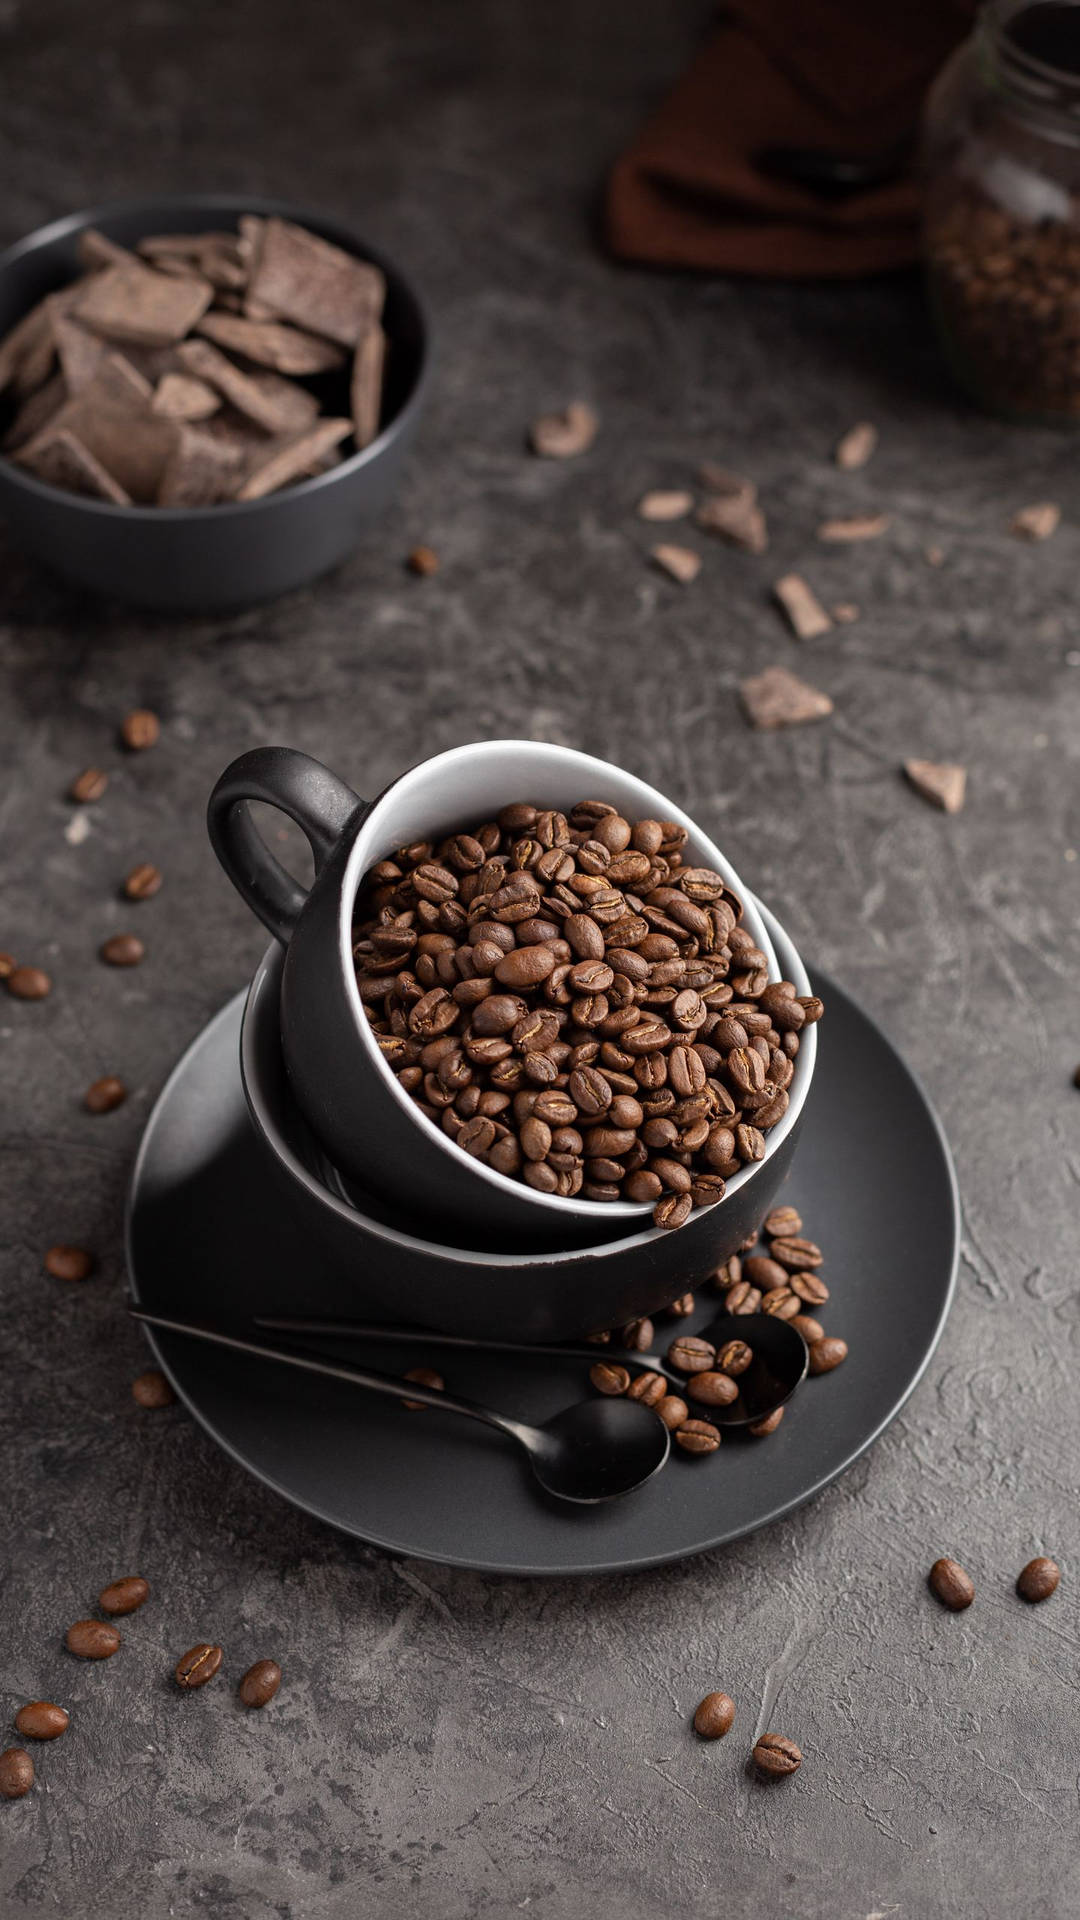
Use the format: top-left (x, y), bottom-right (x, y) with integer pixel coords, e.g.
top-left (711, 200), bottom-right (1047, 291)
top-left (1, 2), bottom-right (1078, 1915)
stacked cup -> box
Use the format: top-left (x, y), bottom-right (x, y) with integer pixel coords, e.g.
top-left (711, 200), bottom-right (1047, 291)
top-left (209, 741), bottom-right (818, 1341)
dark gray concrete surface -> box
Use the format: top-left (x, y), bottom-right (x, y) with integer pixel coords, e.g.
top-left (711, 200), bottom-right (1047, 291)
top-left (1, 2), bottom-right (1078, 1915)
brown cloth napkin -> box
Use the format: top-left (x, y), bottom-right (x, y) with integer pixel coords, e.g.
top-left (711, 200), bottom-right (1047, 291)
top-left (607, 1), bottom-right (974, 277)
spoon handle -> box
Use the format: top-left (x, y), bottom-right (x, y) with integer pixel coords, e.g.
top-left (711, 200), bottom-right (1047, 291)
top-left (254, 1315), bottom-right (677, 1382)
top-left (128, 1309), bottom-right (538, 1445)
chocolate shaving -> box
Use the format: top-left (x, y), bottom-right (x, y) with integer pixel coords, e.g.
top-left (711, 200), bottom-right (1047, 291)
top-left (75, 262), bottom-right (213, 348)
top-left (817, 513), bottom-right (890, 543)
top-left (773, 574), bottom-right (832, 640)
top-left (1010, 501), bottom-right (1060, 542)
top-left (833, 421), bottom-right (877, 470)
top-left (638, 490), bottom-right (693, 522)
top-left (351, 324), bottom-right (386, 448)
top-left (195, 311), bottom-right (346, 375)
top-left (903, 759), bottom-right (966, 813)
top-left (246, 216), bottom-right (385, 346)
top-left (740, 665), bottom-right (834, 730)
top-left (651, 543), bottom-right (701, 583)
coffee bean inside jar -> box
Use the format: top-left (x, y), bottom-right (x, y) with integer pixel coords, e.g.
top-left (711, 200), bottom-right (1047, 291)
top-left (351, 800), bottom-right (822, 1232)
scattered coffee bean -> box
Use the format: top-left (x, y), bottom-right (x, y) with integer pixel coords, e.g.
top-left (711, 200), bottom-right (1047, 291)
top-left (693, 1691), bottom-right (735, 1739)
top-left (70, 767), bottom-right (108, 803)
top-left (175, 1643), bottom-right (223, 1689)
top-left (351, 796), bottom-right (821, 1232)
top-left (590, 1362), bottom-right (630, 1396)
top-left (620, 1317), bottom-right (654, 1352)
top-left (675, 1418), bottom-right (721, 1455)
top-left (6, 965), bottom-right (52, 1001)
top-left (742, 1255), bottom-right (789, 1293)
top-left (791, 1271), bottom-right (829, 1306)
top-left (132, 1369), bottom-right (175, 1408)
top-left (627, 1370), bottom-right (667, 1406)
top-left (14, 1702), bottom-right (69, 1741)
top-left (753, 1733), bottom-right (802, 1777)
top-left (724, 1282), bottom-right (762, 1315)
top-left (764, 1205), bottom-right (802, 1238)
top-left (98, 1576), bottom-right (150, 1615)
top-left (0, 953), bottom-right (14, 978)
top-left (1016, 1557), bottom-right (1060, 1604)
top-left (124, 862), bottom-right (163, 901)
top-left (66, 1619), bottom-right (120, 1659)
top-left (401, 1366), bottom-right (444, 1410)
top-left (239, 1659), bottom-right (282, 1708)
top-left (529, 401), bottom-right (598, 458)
top-left (808, 1336), bottom-right (847, 1375)
top-left (790, 1314), bottom-right (825, 1345)
top-left (749, 1406), bottom-right (785, 1436)
top-left (667, 1335), bottom-right (716, 1374)
top-left (44, 1244), bottom-right (94, 1282)
top-left (716, 1339), bottom-right (752, 1377)
top-left (85, 1075), bottom-right (127, 1113)
top-left (101, 933), bottom-right (145, 967)
top-left (928, 1557), bottom-right (975, 1611)
top-left (687, 1370), bottom-right (739, 1408)
top-left (668, 1293), bottom-right (695, 1317)
top-left (656, 1396), bottom-right (689, 1430)
top-left (903, 760), bottom-right (966, 815)
top-left (120, 708), bottom-right (160, 750)
top-left (407, 545), bottom-right (439, 576)
top-left (768, 1236), bottom-right (823, 1271)
top-left (0, 1749), bottom-right (34, 1798)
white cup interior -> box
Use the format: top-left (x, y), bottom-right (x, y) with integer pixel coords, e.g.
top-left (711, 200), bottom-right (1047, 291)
top-left (338, 740), bottom-right (784, 1222)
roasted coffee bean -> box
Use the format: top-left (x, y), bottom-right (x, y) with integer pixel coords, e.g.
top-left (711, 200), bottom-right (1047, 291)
top-left (675, 1418), bottom-right (721, 1455)
top-left (667, 1335), bottom-right (716, 1374)
top-left (99, 1576), bottom-right (150, 1615)
top-left (620, 1317), bottom-right (654, 1352)
top-left (742, 1255), bottom-right (789, 1293)
top-left (749, 1406), bottom-right (785, 1436)
top-left (770, 1236), bottom-right (822, 1270)
top-left (735, 1123), bottom-right (765, 1162)
top-left (569, 1064), bottom-right (612, 1115)
top-left (653, 1192), bottom-right (693, 1231)
top-left (687, 1370), bottom-right (739, 1408)
top-left (132, 1368), bottom-right (175, 1408)
top-left (656, 1395), bottom-right (689, 1430)
top-left (627, 1370), bottom-right (667, 1406)
top-left (66, 1620), bottom-right (120, 1659)
top-left (624, 1169), bottom-right (662, 1202)
top-left (590, 1362), bottom-right (630, 1396)
top-left (6, 965), bottom-right (51, 1000)
top-left (401, 1367), bottom-right (444, 1409)
top-left (716, 1339), bottom-right (752, 1377)
top-left (494, 945), bottom-right (556, 989)
top-left (791, 1271), bottom-right (829, 1306)
top-left (762, 1289), bottom-right (800, 1320)
top-left (101, 933), bottom-right (145, 967)
top-left (70, 766), bottom-right (108, 803)
top-left (724, 1282), bottom-right (762, 1315)
top-left (650, 1156), bottom-right (692, 1194)
top-left (928, 1558), bottom-right (974, 1611)
top-left (0, 1749), bottom-right (34, 1798)
top-left (668, 1292), bottom-right (695, 1317)
top-left (1016, 1557), bottom-right (1060, 1604)
top-left (124, 862), bottom-right (163, 901)
top-left (120, 708), bottom-right (160, 750)
top-left (753, 1733), bottom-right (802, 1778)
top-left (239, 1659), bottom-right (282, 1708)
top-left (175, 1643), bottom-right (223, 1689)
top-left (85, 1076), bottom-right (127, 1114)
top-left (693, 1691), bottom-right (735, 1739)
top-left (14, 1702), bottom-right (69, 1741)
top-left (44, 1244), bottom-right (94, 1282)
top-left (808, 1336), bottom-right (847, 1373)
top-left (765, 1208), bottom-right (803, 1242)
top-left (790, 1314), bottom-right (824, 1345)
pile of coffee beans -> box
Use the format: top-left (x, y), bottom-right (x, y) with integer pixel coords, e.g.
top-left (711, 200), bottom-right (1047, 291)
top-left (0, 1569), bottom-right (281, 1801)
top-left (352, 799), bottom-right (822, 1230)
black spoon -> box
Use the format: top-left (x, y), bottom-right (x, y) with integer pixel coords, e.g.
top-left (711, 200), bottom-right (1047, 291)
top-left (254, 1310), bottom-right (809, 1428)
top-left (128, 1309), bottom-right (670, 1505)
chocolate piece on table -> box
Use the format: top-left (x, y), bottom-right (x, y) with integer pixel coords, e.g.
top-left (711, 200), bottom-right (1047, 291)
top-left (17, 427), bottom-right (132, 504)
top-left (151, 372), bottom-right (221, 421)
top-left (902, 759), bottom-right (967, 814)
top-left (651, 543), bottom-right (701, 584)
top-left (740, 664), bottom-right (834, 729)
top-left (350, 323), bottom-right (385, 447)
top-left (176, 337), bottom-right (319, 435)
top-left (74, 260), bottom-right (214, 348)
top-left (834, 420), bottom-right (877, 469)
top-left (196, 310), bottom-right (347, 374)
top-left (246, 216), bottom-right (385, 347)
top-left (235, 417), bottom-right (352, 501)
top-left (817, 513), bottom-right (890, 543)
top-left (696, 484), bottom-right (767, 553)
top-left (773, 572), bottom-right (832, 639)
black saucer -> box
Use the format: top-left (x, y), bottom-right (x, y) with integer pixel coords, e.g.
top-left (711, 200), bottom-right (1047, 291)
top-left (125, 970), bottom-right (959, 1576)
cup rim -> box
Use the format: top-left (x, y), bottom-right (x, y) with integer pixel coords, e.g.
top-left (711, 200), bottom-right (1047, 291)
top-left (0, 191), bottom-right (431, 523)
top-left (240, 891), bottom-right (816, 1266)
top-left (335, 739), bottom-right (786, 1224)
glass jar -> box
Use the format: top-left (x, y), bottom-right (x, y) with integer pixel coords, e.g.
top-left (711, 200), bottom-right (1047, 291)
top-left (923, 0), bottom-right (1080, 421)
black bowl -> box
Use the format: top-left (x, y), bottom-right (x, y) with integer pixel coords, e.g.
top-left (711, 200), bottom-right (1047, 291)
top-left (0, 194), bottom-right (430, 611)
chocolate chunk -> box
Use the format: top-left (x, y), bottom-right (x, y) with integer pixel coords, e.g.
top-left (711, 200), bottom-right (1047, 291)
top-left (638, 490), bottom-right (693, 521)
top-left (176, 337), bottom-right (319, 435)
top-left (156, 420), bottom-right (253, 506)
top-left (75, 261), bottom-right (213, 348)
top-left (773, 574), bottom-right (832, 639)
top-left (696, 481), bottom-right (767, 553)
top-left (53, 313), bottom-right (108, 392)
top-left (77, 229), bottom-right (134, 271)
top-left (1010, 501), bottom-right (1060, 542)
top-left (817, 514), bottom-right (890, 542)
top-left (138, 232), bottom-right (247, 290)
top-left (740, 665), bottom-right (834, 729)
top-left (2, 371), bottom-right (67, 452)
top-left (235, 418), bottom-right (352, 501)
top-left (151, 372), bottom-right (221, 421)
top-left (246, 216), bottom-right (385, 347)
top-left (17, 428), bottom-right (132, 503)
top-left (0, 300), bottom-right (55, 396)
top-left (350, 323), bottom-right (385, 447)
top-left (195, 310), bottom-right (346, 375)
top-left (902, 759), bottom-right (966, 813)
top-left (651, 543), bottom-right (701, 584)
top-left (20, 355), bottom-right (176, 503)
top-left (833, 420), bottom-right (877, 469)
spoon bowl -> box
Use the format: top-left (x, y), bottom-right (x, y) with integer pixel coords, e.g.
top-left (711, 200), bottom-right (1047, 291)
top-left (528, 1398), bottom-right (671, 1503)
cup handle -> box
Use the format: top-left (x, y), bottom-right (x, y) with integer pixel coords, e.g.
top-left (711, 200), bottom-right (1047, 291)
top-left (207, 746), bottom-right (365, 944)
